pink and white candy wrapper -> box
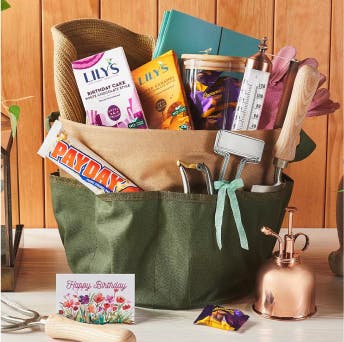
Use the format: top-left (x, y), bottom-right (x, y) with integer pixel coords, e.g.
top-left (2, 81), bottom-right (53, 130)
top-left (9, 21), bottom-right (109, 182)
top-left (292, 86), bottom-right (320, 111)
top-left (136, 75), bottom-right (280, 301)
top-left (258, 46), bottom-right (340, 130)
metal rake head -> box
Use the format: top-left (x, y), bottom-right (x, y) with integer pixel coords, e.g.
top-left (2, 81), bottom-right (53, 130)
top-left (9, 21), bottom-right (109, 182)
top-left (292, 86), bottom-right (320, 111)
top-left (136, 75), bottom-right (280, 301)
top-left (1, 296), bottom-right (43, 332)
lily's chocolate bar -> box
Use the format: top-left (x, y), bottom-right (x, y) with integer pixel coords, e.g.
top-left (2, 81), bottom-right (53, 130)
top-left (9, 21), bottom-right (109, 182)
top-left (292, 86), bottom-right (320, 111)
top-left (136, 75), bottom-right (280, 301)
top-left (132, 50), bottom-right (193, 130)
top-left (38, 121), bottom-right (141, 194)
top-left (72, 47), bottom-right (147, 129)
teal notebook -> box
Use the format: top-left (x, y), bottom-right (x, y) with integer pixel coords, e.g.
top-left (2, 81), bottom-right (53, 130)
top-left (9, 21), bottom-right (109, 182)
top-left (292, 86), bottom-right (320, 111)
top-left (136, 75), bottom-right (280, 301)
top-left (153, 10), bottom-right (259, 59)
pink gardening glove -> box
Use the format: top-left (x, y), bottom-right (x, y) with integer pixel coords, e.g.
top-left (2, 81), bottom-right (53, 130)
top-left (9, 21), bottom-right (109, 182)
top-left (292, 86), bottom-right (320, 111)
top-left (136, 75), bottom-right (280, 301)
top-left (258, 46), bottom-right (340, 129)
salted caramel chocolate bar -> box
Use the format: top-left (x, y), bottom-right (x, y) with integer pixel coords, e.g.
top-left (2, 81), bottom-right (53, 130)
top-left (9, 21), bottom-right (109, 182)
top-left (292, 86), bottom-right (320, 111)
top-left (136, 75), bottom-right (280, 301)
top-left (132, 50), bottom-right (193, 130)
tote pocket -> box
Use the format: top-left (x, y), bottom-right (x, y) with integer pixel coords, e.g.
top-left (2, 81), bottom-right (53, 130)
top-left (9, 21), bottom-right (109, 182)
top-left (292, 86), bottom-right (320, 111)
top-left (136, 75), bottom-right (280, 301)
top-left (51, 173), bottom-right (293, 309)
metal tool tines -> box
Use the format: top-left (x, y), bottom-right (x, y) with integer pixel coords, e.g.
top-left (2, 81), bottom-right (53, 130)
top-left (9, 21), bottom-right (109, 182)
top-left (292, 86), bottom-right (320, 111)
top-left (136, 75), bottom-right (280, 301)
top-left (1, 296), bottom-right (44, 332)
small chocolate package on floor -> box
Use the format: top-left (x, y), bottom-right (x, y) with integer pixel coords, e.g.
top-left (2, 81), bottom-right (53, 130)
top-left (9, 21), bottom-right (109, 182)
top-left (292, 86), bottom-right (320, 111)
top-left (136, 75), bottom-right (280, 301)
top-left (194, 304), bottom-right (249, 331)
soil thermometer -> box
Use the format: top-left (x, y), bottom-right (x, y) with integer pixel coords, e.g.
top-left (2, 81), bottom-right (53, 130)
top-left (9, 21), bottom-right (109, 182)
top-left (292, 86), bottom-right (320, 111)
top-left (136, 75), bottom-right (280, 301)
top-left (232, 37), bottom-right (272, 130)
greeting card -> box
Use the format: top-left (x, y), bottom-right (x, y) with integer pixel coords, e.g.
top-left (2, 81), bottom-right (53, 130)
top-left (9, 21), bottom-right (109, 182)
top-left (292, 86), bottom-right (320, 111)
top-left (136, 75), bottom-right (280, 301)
top-left (56, 274), bottom-right (135, 324)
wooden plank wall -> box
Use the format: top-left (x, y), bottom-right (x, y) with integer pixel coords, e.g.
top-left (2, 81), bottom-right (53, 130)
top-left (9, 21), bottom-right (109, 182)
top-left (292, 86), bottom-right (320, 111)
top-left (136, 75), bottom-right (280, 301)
top-left (1, 0), bottom-right (342, 228)
top-left (2, 0), bottom-right (44, 228)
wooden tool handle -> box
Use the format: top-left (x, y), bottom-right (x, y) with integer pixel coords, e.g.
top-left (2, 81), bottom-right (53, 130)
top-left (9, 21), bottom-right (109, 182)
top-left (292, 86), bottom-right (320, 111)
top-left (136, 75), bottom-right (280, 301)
top-left (45, 314), bottom-right (136, 342)
top-left (274, 64), bottom-right (320, 161)
top-left (274, 59), bottom-right (299, 129)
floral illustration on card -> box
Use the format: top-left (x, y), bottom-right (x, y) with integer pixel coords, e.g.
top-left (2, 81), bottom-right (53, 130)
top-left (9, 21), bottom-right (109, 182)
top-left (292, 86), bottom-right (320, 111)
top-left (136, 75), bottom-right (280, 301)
top-left (58, 288), bottom-right (134, 324)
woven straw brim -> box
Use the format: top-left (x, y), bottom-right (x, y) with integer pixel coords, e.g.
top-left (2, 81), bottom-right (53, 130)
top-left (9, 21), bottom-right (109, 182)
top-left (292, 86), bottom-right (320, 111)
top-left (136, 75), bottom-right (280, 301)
top-left (52, 19), bottom-right (155, 123)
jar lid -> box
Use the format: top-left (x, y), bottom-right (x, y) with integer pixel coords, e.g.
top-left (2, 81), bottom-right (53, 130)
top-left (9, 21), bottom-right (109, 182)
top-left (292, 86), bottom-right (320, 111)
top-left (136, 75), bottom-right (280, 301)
top-left (181, 54), bottom-right (246, 72)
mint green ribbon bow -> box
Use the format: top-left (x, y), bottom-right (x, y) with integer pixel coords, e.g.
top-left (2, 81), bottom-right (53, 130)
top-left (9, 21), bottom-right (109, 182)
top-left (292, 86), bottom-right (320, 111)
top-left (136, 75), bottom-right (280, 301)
top-left (214, 178), bottom-right (249, 251)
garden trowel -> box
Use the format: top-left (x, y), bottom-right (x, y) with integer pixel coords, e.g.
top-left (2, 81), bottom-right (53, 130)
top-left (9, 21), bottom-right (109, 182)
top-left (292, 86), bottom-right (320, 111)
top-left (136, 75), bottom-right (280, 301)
top-left (251, 64), bottom-right (320, 193)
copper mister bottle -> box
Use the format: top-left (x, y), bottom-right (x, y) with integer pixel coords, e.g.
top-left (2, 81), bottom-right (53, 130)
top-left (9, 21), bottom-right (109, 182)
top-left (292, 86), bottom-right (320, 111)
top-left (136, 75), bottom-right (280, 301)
top-left (253, 207), bottom-right (316, 320)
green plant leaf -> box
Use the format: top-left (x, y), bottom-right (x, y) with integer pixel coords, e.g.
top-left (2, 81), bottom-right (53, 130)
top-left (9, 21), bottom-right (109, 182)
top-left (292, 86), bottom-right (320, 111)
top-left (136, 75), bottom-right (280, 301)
top-left (8, 105), bottom-right (20, 137)
top-left (1, 0), bottom-right (10, 11)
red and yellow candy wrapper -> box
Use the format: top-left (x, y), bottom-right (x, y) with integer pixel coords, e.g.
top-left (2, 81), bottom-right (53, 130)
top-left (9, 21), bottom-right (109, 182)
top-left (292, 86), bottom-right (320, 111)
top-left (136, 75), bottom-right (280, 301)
top-left (38, 120), bottom-right (141, 194)
top-left (194, 305), bottom-right (249, 331)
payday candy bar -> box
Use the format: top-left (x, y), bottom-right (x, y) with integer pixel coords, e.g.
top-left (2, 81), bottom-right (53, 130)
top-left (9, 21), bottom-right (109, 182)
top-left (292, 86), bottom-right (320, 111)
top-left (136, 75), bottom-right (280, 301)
top-left (194, 304), bottom-right (249, 331)
top-left (38, 120), bottom-right (141, 194)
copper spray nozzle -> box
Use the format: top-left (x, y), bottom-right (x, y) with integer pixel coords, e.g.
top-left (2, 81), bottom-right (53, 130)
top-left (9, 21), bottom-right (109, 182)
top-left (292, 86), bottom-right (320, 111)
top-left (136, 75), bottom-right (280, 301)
top-left (283, 206), bottom-right (299, 258)
top-left (261, 226), bottom-right (284, 258)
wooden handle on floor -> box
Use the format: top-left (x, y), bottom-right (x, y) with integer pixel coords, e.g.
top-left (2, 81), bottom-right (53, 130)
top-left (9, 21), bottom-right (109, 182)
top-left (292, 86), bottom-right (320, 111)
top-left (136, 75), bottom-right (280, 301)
top-left (273, 64), bottom-right (320, 162)
top-left (45, 314), bottom-right (136, 342)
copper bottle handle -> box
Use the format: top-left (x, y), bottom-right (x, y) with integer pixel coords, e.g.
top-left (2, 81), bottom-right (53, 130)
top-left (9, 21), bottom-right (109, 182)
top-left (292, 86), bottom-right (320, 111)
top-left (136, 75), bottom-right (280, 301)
top-left (293, 233), bottom-right (310, 252)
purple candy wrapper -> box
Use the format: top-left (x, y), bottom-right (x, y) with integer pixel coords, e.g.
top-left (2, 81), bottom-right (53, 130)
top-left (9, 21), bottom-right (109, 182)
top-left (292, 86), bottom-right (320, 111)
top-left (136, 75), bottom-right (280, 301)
top-left (194, 304), bottom-right (249, 331)
top-left (187, 71), bottom-right (241, 130)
